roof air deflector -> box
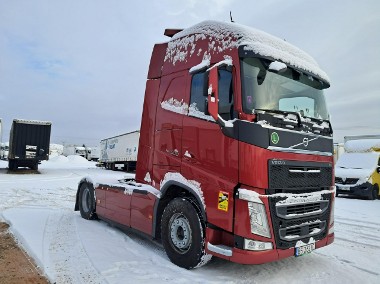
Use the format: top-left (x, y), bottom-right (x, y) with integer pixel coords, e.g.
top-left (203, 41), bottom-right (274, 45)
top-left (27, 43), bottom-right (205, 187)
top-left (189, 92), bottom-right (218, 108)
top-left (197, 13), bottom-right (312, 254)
top-left (164, 29), bottom-right (183, 37)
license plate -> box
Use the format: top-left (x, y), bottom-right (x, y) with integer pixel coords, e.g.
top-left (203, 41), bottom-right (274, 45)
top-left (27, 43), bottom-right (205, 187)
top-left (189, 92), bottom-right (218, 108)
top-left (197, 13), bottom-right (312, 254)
top-left (339, 186), bottom-right (350, 191)
top-left (295, 243), bottom-right (315, 257)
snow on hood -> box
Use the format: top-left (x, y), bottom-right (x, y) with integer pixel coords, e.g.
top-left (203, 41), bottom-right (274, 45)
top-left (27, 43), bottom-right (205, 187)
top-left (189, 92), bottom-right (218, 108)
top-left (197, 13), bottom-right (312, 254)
top-left (335, 152), bottom-right (379, 182)
top-left (166, 20), bottom-right (329, 84)
top-left (345, 139), bottom-right (380, 152)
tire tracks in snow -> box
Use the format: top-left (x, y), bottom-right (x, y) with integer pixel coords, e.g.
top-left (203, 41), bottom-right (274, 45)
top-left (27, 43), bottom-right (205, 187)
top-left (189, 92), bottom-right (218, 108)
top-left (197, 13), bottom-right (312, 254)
top-left (47, 210), bottom-right (105, 284)
top-left (320, 215), bottom-right (380, 278)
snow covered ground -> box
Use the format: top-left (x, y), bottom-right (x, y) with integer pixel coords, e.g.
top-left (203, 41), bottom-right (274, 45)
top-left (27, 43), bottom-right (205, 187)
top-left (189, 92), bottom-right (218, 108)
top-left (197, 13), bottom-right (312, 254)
top-left (0, 156), bottom-right (379, 284)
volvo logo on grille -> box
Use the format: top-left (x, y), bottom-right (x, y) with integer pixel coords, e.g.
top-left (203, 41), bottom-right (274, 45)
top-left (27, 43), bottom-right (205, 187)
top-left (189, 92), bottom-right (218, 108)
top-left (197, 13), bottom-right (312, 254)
top-left (289, 136), bottom-right (319, 149)
top-left (271, 160), bottom-right (286, 165)
top-left (303, 137), bottom-right (309, 147)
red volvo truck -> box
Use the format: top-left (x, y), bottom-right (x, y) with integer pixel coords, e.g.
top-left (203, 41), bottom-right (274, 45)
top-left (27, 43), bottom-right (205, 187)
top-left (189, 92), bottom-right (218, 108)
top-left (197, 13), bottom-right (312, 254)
top-left (75, 21), bottom-right (334, 269)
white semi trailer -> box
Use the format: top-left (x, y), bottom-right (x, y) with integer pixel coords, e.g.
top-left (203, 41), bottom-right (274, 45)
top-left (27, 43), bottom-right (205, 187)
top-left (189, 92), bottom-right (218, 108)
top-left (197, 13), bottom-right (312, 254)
top-left (63, 145), bottom-right (86, 158)
top-left (88, 146), bottom-right (100, 161)
top-left (98, 130), bottom-right (139, 171)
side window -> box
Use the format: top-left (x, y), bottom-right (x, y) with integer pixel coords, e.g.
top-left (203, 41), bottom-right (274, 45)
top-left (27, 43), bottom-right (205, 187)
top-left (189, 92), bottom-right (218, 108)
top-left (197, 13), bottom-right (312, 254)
top-left (218, 68), bottom-right (235, 121)
top-left (189, 67), bottom-right (235, 121)
top-left (189, 71), bottom-right (208, 116)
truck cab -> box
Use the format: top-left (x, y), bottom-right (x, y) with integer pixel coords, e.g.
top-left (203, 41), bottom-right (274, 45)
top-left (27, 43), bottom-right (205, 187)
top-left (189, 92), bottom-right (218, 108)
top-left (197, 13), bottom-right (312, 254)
top-left (76, 20), bottom-right (334, 269)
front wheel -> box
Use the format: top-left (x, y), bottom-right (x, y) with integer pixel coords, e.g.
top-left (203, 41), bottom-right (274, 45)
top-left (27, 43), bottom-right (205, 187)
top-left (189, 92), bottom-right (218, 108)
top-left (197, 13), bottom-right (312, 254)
top-left (371, 185), bottom-right (379, 200)
top-left (161, 198), bottom-right (212, 269)
top-left (78, 182), bottom-right (97, 220)
top-left (368, 185), bottom-right (378, 200)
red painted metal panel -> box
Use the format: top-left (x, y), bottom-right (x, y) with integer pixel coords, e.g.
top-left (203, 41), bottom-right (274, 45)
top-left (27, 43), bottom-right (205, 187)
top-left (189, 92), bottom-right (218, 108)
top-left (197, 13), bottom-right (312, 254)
top-left (105, 186), bottom-right (131, 227)
top-left (182, 115), bottom-right (238, 232)
top-left (130, 193), bottom-right (156, 235)
top-left (239, 142), bottom-right (334, 190)
top-left (147, 43), bottom-right (167, 79)
top-left (135, 79), bottom-right (160, 183)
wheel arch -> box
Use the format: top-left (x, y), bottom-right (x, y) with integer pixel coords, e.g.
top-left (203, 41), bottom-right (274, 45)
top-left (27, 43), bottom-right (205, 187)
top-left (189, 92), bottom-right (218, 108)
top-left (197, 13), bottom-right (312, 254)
top-left (152, 181), bottom-right (206, 240)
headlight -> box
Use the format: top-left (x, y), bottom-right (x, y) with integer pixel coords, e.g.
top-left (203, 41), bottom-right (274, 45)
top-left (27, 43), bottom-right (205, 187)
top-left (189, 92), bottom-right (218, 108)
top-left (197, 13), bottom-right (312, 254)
top-left (248, 202), bottom-right (271, 238)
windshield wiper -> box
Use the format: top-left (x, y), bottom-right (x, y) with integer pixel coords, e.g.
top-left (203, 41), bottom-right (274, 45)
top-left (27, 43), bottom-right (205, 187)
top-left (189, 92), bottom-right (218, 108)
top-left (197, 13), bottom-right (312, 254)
top-left (304, 116), bottom-right (333, 134)
top-left (253, 108), bottom-right (302, 127)
top-left (255, 108), bottom-right (333, 134)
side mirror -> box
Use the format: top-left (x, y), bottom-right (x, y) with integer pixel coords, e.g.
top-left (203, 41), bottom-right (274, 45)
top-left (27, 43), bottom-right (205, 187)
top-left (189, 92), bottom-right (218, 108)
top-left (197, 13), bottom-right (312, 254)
top-left (377, 167), bottom-right (380, 174)
top-left (207, 67), bottom-right (219, 121)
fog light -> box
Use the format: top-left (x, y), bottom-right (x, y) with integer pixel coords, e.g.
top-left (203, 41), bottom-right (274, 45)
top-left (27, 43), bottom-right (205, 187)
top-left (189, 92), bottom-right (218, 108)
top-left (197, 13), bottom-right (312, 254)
top-left (244, 239), bottom-right (273, 251)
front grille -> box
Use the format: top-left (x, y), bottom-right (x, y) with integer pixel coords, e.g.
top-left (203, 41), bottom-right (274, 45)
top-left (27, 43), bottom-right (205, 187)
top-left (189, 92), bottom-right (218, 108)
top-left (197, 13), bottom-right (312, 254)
top-left (287, 203), bottom-right (320, 215)
top-left (268, 160), bottom-right (333, 194)
top-left (279, 220), bottom-right (326, 241)
top-left (335, 177), bottom-right (343, 184)
top-left (276, 200), bottom-right (329, 219)
top-left (335, 177), bottom-right (358, 185)
top-left (269, 193), bottom-right (331, 249)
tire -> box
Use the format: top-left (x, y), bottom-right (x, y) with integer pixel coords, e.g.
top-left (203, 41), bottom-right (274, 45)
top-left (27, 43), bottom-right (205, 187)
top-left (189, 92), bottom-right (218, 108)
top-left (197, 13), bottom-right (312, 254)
top-left (31, 163), bottom-right (38, 170)
top-left (78, 182), bottom-right (97, 220)
top-left (373, 185), bottom-right (379, 200)
top-left (161, 198), bottom-right (211, 269)
top-left (368, 185), bottom-right (378, 200)
top-left (8, 160), bottom-right (14, 170)
top-left (8, 160), bottom-right (17, 171)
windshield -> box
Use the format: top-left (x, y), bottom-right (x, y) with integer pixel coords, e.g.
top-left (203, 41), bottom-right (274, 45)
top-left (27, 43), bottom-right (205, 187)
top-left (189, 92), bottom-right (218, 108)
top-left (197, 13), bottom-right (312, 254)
top-left (241, 58), bottom-right (329, 120)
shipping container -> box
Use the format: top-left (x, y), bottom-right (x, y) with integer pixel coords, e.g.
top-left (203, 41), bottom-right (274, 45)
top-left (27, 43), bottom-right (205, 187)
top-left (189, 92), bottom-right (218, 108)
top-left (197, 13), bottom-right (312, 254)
top-left (8, 119), bottom-right (52, 170)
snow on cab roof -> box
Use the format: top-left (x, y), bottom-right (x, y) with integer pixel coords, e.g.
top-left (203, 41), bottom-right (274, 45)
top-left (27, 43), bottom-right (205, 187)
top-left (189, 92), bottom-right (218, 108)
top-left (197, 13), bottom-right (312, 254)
top-left (166, 20), bottom-right (330, 84)
top-left (345, 139), bottom-right (380, 153)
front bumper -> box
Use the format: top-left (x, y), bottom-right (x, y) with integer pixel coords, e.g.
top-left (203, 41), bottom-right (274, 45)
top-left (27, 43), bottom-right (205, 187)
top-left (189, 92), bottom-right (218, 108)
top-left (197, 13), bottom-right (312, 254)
top-left (205, 189), bottom-right (335, 264)
top-left (336, 182), bottom-right (373, 197)
top-left (206, 233), bottom-right (334, 264)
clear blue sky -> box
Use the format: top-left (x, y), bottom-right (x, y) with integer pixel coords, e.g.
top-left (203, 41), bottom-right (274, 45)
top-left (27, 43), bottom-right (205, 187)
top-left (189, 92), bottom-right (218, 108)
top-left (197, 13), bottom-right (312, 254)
top-left (1, 0), bottom-right (379, 145)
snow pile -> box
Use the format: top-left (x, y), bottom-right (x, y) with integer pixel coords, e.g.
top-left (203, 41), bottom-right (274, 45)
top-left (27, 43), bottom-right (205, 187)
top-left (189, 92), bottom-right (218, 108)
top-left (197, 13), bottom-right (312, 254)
top-left (165, 20), bottom-right (329, 83)
top-left (41, 155), bottom-right (96, 169)
top-left (67, 155), bottom-right (89, 163)
top-left (344, 139), bottom-right (380, 152)
top-left (49, 143), bottom-right (64, 155)
top-left (49, 154), bottom-right (90, 164)
top-left (49, 155), bottom-right (70, 163)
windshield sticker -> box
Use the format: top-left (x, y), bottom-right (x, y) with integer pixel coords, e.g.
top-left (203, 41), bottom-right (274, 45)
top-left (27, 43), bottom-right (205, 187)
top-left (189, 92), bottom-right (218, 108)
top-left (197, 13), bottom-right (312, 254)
top-left (271, 132), bottom-right (280, 144)
top-left (218, 191), bottom-right (229, 212)
top-left (246, 96), bottom-right (252, 105)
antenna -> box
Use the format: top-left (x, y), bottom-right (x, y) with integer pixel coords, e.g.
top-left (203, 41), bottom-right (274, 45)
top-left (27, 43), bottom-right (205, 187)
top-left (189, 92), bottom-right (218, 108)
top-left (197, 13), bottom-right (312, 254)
top-left (230, 11), bottom-right (234, 23)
